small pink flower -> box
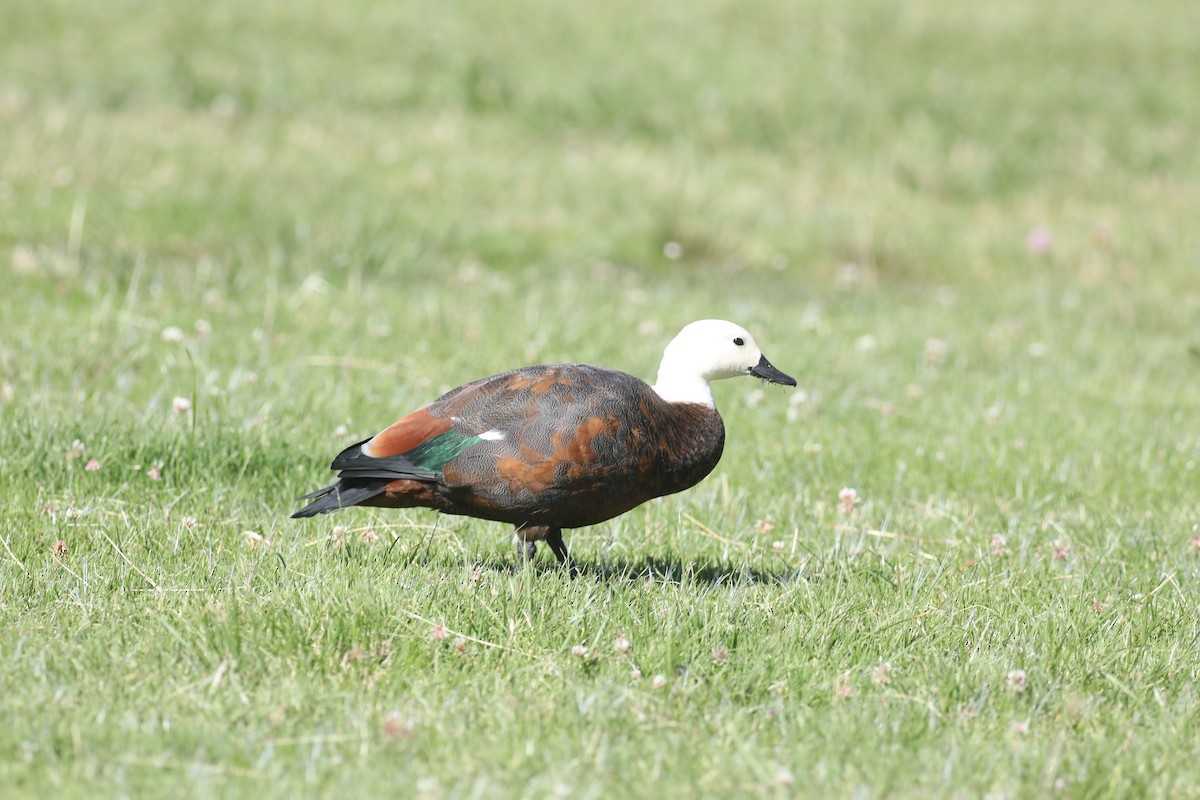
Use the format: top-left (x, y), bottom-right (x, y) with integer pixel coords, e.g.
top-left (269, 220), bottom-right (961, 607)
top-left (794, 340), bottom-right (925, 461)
top-left (12, 244), bottom-right (38, 273)
top-left (1010, 720), bottom-right (1030, 735)
top-left (431, 623), bottom-right (449, 641)
top-left (53, 540), bottom-right (69, 556)
top-left (66, 439), bottom-right (85, 461)
top-left (1189, 535), bottom-right (1200, 550)
top-left (84, 458), bottom-right (101, 472)
top-left (1026, 225), bottom-right (1053, 254)
top-left (872, 662), bottom-right (893, 685)
top-left (571, 644), bottom-right (588, 659)
top-left (651, 674), bottom-right (668, 690)
top-left (1052, 540), bottom-right (1070, 561)
top-left (636, 319), bottom-right (662, 338)
top-left (712, 645), bottom-right (729, 663)
top-left (360, 526), bottom-right (379, 544)
top-left (834, 670), bottom-right (853, 699)
top-left (838, 487), bottom-right (860, 516)
top-left (172, 396), bottom-right (192, 415)
top-left (381, 711), bottom-right (412, 740)
top-left (242, 530), bottom-right (269, 548)
top-left (147, 467), bottom-right (162, 481)
top-left (1006, 669), bottom-right (1028, 693)
top-left (756, 518), bottom-right (775, 534)
top-left (990, 534), bottom-right (1010, 556)
top-left (854, 334), bottom-right (878, 354)
top-left (180, 515), bottom-right (197, 529)
top-left (836, 261), bottom-right (868, 289)
top-left (613, 634), bottom-right (631, 655)
top-left (923, 338), bottom-right (948, 365)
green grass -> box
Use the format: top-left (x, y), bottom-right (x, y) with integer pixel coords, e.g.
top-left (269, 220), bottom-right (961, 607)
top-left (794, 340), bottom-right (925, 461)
top-left (3, 0), bottom-right (1200, 796)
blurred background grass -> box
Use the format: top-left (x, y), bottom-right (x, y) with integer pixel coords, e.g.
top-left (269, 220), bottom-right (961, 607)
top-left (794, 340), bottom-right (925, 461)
top-left (2, 0), bottom-right (1199, 797)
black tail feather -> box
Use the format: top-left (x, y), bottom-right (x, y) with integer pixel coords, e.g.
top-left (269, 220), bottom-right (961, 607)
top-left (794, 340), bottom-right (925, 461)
top-left (291, 479), bottom-right (392, 518)
top-left (331, 438), bottom-right (439, 481)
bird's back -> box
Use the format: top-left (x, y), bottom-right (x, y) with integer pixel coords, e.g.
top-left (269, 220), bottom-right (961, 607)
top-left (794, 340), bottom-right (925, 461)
top-left (416, 363), bottom-right (726, 528)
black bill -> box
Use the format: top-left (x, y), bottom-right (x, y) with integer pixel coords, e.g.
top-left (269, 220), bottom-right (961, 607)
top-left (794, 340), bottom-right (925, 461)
top-left (749, 354), bottom-right (797, 386)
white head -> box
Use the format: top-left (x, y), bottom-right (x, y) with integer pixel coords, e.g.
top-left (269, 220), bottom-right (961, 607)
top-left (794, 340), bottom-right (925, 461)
top-left (651, 319), bottom-right (796, 406)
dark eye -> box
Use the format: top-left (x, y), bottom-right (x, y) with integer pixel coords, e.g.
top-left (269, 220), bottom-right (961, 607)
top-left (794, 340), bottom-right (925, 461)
top-left (733, 337), bottom-right (745, 346)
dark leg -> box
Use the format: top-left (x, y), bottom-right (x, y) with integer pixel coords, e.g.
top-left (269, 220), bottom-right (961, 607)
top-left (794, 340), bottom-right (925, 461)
top-left (544, 527), bottom-right (579, 578)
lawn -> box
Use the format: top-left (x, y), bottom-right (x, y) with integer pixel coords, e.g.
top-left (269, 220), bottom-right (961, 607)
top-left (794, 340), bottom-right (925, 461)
top-left (2, 0), bottom-right (1199, 797)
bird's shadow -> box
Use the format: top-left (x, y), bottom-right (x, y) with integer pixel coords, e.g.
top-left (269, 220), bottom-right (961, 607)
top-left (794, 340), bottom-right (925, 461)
top-left (575, 555), bottom-right (804, 586)
top-left (468, 552), bottom-right (802, 586)
top-left (374, 533), bottom-right (807, 587)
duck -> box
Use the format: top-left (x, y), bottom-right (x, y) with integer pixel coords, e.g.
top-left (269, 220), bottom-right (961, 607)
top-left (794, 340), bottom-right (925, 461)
top-left (293, 319), bottom-right (796, 573)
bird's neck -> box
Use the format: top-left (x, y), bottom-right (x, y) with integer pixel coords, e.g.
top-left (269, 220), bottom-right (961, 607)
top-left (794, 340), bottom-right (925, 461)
top-left (651, 365), bottom-right (715, 407)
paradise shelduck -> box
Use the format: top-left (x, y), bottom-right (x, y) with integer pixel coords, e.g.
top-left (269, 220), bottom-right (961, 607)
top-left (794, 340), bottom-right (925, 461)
top-left (293, 319), bottom-right (796, 573)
